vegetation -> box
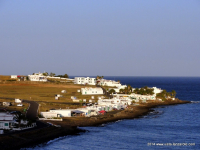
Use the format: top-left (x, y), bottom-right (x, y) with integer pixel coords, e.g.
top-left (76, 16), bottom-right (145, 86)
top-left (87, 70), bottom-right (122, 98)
top-left (42, 72), bottom-right (49, 76)
top-left (119, 85), bottom-right (133, 94)
top-left (109, 89), bottom-right (116, 94)
top-left (50, 72), bottom-right (56, 77)
top-left (56, 74), bottom-right (69, 78)
top-left (96, 75), bottom-right (104, 80)
top-left (156, 90), bottom-right (176, 100)
top-left (14, 112), bottom-right (26, 127)
top-left (133, 86), bottom-right (154, 95)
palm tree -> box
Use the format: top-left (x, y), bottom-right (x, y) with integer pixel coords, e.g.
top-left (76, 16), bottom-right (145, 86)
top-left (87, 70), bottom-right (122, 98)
top-left (127, 85), bottom-right (132, 94)
top-left (171, 90), bottom-right (176, 98)
top-left (50, 72), bottom-right (55, 77)
top-left (124, 87), bottom-right (130, 94)
top-left (134, 88), bottom-right (139, 94)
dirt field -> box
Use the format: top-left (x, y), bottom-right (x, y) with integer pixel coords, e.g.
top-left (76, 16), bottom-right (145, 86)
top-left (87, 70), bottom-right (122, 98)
top-left (0, 80), bottom-right (107, 112)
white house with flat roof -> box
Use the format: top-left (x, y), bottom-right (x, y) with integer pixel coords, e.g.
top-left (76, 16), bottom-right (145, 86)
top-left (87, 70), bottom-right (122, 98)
top-left (0, 113), bottom-right (15, 130)
top-left (28, 72), bottom-right (47, 82)
top-left (151, 87), bottom-right (163, 96)
top-left (11, 75), bottom-right (17, 79)
top-left (49, 109), bottom-right (73, 117)
top-left (98, 79), bottom-right (122, 87)
top-left (109, 85), bottom-right (127, 93)
top-left (74, 77), bottom-right (96, 85)
top-left (81, 87), bottom-right (104, 95)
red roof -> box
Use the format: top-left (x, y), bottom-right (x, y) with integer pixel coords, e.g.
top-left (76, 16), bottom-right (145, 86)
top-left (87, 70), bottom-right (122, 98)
top-left (99, 110), bottom-right (106, 113)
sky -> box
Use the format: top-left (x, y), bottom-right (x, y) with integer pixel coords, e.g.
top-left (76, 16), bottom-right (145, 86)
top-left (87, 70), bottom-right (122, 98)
top-left (0, 0), bottom-right (200, 76)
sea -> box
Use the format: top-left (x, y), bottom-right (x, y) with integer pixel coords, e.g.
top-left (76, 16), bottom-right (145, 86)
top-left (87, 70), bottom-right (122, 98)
top-left (24, 77), bottom-right (200, 150)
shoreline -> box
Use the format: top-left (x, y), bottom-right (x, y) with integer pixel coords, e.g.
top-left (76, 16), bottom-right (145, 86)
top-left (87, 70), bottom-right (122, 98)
top-left (0, 99), bottom-right (190, 150)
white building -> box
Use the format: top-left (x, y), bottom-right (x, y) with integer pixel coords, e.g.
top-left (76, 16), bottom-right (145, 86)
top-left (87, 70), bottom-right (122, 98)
top-left (130, 93), bottom-right (156, 101)
top-left (40, 112), bottom-right (59, 118)
top-left (74, 77), bottom-right (96, 85)
top-left (11, 75), bottom-right (17, 79)
top-left (98, 79), bottom-right (122, 87)
top-left (113, 93), bottom-right (156, 101)
top-left (43, 109), bottom-right (85, 117)
top-left (49, 109), bottom-right (73, 117)
top-left (151, 87), bottom-right (163, 96)
top-left (15, 99), bottom-right (22, 103)
top-left (109, 85), bottom-right (127, 93)
top-left (0, 113), bottom-right (15, 129)
top-left (81, 87), bottom-right (104, 95)
top-left (28, 72), bottom-right (47, 82)
top-left (98, 98), bottom-right (130, 109)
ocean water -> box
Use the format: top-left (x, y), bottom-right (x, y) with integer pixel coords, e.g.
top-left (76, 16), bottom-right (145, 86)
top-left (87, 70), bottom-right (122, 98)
top-left (25, 77), bottom-right (200, 150)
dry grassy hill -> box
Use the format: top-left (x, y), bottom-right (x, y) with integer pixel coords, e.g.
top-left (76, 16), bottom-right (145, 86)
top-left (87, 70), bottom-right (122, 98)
top-left (0, 76), bottom-right (107, 113)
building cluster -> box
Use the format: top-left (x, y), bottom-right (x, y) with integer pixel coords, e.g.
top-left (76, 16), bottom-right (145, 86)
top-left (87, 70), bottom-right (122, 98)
top-left (40, 96), bottom-right (131, 118)
top-left (11, 72), bottom-right (74, 82)
top-left (111, 87), bottom-right (163, 102)
top-left (40, 82), bottom-right (164, 119)
top-left (9, 73), bottom-right (165, 121)
top-left (11, 75), bottom-right (27, 81)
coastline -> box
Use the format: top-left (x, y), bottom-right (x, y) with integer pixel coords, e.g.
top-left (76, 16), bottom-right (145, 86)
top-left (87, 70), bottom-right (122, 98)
top-left (0, 99), bottom-right (190, 150)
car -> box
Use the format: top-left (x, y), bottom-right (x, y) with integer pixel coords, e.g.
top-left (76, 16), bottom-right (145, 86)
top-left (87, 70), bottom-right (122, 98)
top-left (113, 108), bottom-right (118, 111)
top-left (47, 122), bottom-right (53, 126)
top-left (10, 111), bottom-right (21, 114)
top-left (17, 104), bottom-right (23, 107)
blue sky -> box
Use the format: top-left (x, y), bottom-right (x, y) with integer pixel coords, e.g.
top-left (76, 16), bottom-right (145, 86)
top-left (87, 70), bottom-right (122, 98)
top-left (0, 0), bottom-right (200, 76)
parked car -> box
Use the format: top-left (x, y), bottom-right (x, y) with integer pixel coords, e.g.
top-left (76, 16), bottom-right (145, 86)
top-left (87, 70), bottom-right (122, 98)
top-left (10, 111), bottom-right (21, 114)
top-left (47, 122), bottom-right (53, 126)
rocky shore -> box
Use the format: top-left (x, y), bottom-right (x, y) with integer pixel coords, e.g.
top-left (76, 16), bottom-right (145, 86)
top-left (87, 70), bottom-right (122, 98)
top-left (0, 99), bottom-right (190, 150)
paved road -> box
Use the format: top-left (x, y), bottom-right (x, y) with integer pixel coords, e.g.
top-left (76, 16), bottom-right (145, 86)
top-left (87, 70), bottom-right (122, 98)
top-left (23, 100), bottom-right (39, 120)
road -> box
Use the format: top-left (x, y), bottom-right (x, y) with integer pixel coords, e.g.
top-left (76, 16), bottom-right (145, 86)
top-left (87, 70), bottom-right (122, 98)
top-left (23, 100), bottom-right (39, 120)
top-left (0, 97), bottom-right (39, 121)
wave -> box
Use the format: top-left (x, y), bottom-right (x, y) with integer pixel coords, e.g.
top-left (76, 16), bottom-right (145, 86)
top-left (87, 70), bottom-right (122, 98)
top-left (191, 101), bottom-right (200, 103)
